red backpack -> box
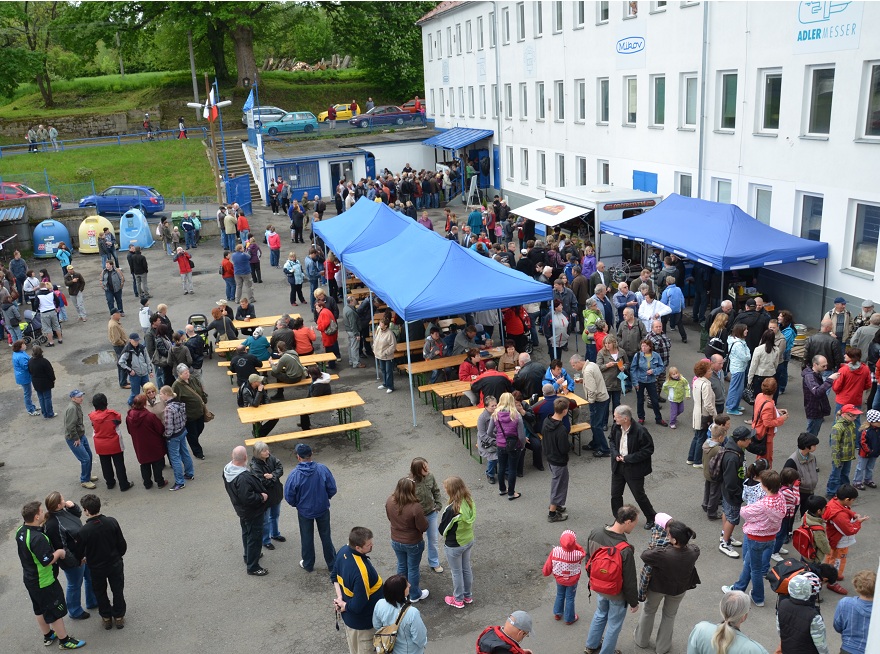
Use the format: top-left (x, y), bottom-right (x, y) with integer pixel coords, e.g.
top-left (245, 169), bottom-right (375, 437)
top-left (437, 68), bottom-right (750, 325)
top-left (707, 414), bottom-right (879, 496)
top-left (792, 516), bottom-right (825, 561)
top-left (586, 541), bottom-right (631, 596)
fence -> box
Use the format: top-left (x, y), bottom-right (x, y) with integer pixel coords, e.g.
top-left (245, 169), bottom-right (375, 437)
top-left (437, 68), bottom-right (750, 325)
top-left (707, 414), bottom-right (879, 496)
top-left (0, 128), bottom-right (208, 159)
top-left (0, 172), bottom-right (95, 205)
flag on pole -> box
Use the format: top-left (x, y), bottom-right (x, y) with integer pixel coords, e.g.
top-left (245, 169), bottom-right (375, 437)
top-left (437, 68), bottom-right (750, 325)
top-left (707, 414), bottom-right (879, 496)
top-left (203, 88), bottom-right (218, 122)
top-left (242, 88), bottom-right (255, 114)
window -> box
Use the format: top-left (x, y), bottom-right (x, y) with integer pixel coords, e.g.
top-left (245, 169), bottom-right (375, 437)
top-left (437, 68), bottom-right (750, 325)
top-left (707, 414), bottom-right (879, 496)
top-left (677, 172), bottom-right (693, 197)
top-left (865, 63), bottom-right (880, 137)
top-left (480, 86), bottom-right (487, 117)
top-left (536, 82), bottom-right (546, 120)
top-left (718, 72), bottom-right (737, 130)
top-left (575, 1), bottom-right (585, 27)
top-left (554, 80), bottom-right (565, 120)
top-left (598, 0), bottom-right (609, 23)
top-left (519, 83), bottom-right (528, 119)
top-left (808, 67), bottom-right (834, 135)
top-left (800, 194), bottom-right (823, 241)
top-left (489, 11), bottom-right (495, 47)
top-left (556, 154), bottom-right (566, 186)
top-left (429, 90), bottom-right (435, 116)
top-left (651, 75), bottom-right (665, 126)
top-left (501, 8), bottom-right (510, 44)
top-left (538, 151), bottom-right (547, 186)
top-left (456, 24), bottom-right (462, 55)
top-left (450, 87), bottom-right (455, 115)
top-left (466, 21), bottom-right (473, 52)
top-left (437, 30), bottom-right (442, 58)
top-left (576, 157), bottom-right (587, 185)
top-left (598, 159), bottom-right (610, 185)
top-left (427, 35), bottom-right (433, 61)
top-left (598, 78), bottom-right (609, 123)
top-left (492, 84), bottom-right (498, 117)
top-left (504, 83), bottom-right (513, 119)
top-left (715, 179), bottom-right (732, 204)
top-left (575, 79), bottom-right (586, 122)
top-left (477, 16), bottom-right (484, 50)
top-left (446, 27), bottom-right (452, 57)
top-left (752, 185), bottom-right (772, 224)
top-left (651, 1), bottom-right (667, 11)
top-left (516, 3), bottom-right (526, 40)
top-left (682, 73), bottom-right (698, 127)
top-left (535, 1), bottom-right (544, 36)
top-left (506, 146), bottom-right (515, 180)
top-left (760, 70), bottom-right (782, 131)
top-left (851, 202), bottom-right (880, 272)
top-left (625, 77), bottom-right (637, 125)
top-left (626, 1), bottom-right (638, 18)
top-left (468, 87), bottom-right (475, 117)
top-left (439, 89), bottom-right (445, 115)
top-left (521, 149), bottom-right (530, 183)
top-left (458, 87), bottom-right (465, 117)
top-left (553, 1), bottom-right (563, 32)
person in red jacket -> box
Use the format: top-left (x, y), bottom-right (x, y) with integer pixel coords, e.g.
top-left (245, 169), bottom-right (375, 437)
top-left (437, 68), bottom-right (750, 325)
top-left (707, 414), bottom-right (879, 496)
top-left (502, 306), bottom-right (529, 354)
top-left (459, 349), bottom-right (486, 382)
top-left (542, 529), bottom-right (586, 624)
top-left (125, 394), bottom-right (167, 489)
top-left (823, 484), bottom-right (870, 584)
top-left (236, 212), bottom-right (250, 246)
top-left (315, 297), bottom-right (339, 370)
top-left (172, 247), bottom-right (193, 295)
top-left (88, 393), bottom-right (133, 491)
top-left (832, 347), bottom-right (872, 416)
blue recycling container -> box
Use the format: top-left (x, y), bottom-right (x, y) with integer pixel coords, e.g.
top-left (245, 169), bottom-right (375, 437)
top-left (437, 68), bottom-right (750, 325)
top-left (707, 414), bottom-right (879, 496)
top-left (33, 220), bottom-right (72, 259)
top-left (118, 208), bottom-right (155, 249)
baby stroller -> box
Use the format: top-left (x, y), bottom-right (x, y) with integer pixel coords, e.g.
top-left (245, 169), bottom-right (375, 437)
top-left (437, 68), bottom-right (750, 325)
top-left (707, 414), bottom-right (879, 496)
top-left (188, 313), bottom-right (213, 360)
top-left (21, 309), bottom-right (48, 347)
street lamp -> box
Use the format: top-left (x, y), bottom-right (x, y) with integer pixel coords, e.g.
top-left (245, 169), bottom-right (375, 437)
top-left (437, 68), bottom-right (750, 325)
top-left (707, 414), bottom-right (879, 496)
top-left (243, 77), bottom-right (250, 88)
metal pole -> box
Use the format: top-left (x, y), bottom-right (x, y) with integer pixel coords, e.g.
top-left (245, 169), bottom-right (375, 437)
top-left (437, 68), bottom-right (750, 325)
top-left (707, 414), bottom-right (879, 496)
top-left (255, 82), bottom-right (270, 207)
top-left (405, 321), bottom-right (417, 427)
top-left (214, 79), bottom-right (229, 183)
top-left (188, 31), bottom-right (200, 121)
top-left (369, 291), bottom-right (379, 380)
top-left (205, 74), bottom-right (223, 204)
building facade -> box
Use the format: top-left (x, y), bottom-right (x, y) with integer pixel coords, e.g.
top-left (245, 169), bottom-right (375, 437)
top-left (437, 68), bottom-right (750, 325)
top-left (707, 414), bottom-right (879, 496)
top-left (419, 1), bottom-right (880, 316)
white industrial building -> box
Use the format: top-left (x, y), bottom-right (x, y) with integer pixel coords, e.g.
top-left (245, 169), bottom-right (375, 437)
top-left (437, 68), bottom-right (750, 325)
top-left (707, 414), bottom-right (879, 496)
top-left (418, 0), bottom-right (880, 316)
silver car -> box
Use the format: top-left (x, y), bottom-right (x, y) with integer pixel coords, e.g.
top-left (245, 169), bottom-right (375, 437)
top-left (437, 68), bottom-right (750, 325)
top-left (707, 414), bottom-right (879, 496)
top-left (241, 106), bottom-right (288, 126)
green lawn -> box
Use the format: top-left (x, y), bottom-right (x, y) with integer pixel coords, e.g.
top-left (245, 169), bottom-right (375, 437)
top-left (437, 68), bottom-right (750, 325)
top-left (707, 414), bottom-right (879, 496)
top-left (0, 139), bottom-right (215, 198)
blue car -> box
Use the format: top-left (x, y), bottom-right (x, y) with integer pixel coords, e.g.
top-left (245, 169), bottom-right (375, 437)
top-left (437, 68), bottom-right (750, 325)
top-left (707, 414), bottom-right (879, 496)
top-left (79, 185), bottom-right (165, 215)
top-left (260, 112), bottom-right (319, 136)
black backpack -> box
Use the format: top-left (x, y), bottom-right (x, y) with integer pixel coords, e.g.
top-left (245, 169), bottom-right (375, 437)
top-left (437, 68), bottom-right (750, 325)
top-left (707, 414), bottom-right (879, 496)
top-left (708, 446), bottom-right (740, 482)
top-left (237, 383), bottom-right (248, 408)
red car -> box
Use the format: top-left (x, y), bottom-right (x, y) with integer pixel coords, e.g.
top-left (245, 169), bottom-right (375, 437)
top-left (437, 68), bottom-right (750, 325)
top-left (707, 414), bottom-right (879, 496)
top-left (0, 182), bottom-right (61, 210)
top-left (401, 99), bottom-right (428, 113)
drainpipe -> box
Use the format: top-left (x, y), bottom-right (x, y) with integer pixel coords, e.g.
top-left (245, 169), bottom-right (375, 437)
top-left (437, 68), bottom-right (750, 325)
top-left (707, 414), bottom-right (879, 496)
top-left (696, 1), bottom-right (709, 199)
top-left (493, 2), bottom-right (503, 197)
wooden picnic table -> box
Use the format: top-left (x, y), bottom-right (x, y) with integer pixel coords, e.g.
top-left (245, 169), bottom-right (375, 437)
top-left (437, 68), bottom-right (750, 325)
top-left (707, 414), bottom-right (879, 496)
top-left (437, 317), bottom-right (466, 331)
top-left (347, 287), bottom-right (376, 300)
top-left (220, 352), bottom-right (337, 383)
top-left (237, 391), bottom-right (365, 438)
top-left (232, 314), bottom-right (293, 331)
top-left (418, 370), bottom-right (516, 410)
top-left (397, 347), bottom-right (504, 387)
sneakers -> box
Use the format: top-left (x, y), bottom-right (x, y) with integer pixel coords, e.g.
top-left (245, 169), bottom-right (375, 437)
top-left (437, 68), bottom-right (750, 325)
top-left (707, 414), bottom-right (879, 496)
top-left (409, 589), bottom-right (429, 603)
top-left (30, 410), bottom-right (42, 416)
top-left (826, 582), bottom-right (848, 595)
top-left (751, 595), bottom-right (765, 607)
top-left (386, 388), bottom-right (393, 394)
top-left (463, 596), bottom-right (473, 604)
top-left (184, 473), bottom-right (195, 480)
top-left (721, 585), bottom-right (734, 594)
top-left (247, 567), bottom-right (269, 576)
top-left (169, 483), bottom-right (185, 491)
top-left (445, 595), bottom-right (465, 609)
top-left (43, 630), bottom-right (57, 646)
top-left (81, 481), bottom-right (97, 489)
top-left (778, 547), bottom-right (788, 555)
top-left (431, 566), bottom-right (444, 573)
top-left (115, 617), bottom-right (125, 629)
top-left (548, 511), bottom-right (569, 522)
top-left (719, 541), bottom-right (740, 558)
top-left (728, 409), bottom-right (743, 416)
top-left (377, 385), bottom-right (385, 390)
top-left (693, 463), bottom-right (703, 468)
top-left (58, 636), bottom-right (86, 650)
top-left (299, 560), bottom-right (313, 572)
top-left (770, 553), bottom-right (784, 563)
top-left (669, 424), bottom-right (677, 429)
top-left (686, 460), bottom-right (695, 465)
top-left (729, 537), bottom-right (743, 547)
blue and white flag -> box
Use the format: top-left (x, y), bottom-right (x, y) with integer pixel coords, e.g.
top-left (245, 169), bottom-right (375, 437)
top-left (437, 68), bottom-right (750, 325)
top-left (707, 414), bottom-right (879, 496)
top-left (242, 88), bottom-right (255, 113)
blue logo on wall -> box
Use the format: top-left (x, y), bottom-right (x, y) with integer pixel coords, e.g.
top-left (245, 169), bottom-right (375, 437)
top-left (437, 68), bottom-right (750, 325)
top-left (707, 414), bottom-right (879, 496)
top-left (616, 37), bottom-right (645, 54)
top-left (798, 1), bottom-right (850, 24)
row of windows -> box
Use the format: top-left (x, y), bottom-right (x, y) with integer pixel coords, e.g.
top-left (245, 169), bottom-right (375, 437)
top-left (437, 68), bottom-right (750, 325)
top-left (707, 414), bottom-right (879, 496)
top-left (427, 1), bottom-right (697, 60)
top-left (430, 62), bottom-right (880, 140)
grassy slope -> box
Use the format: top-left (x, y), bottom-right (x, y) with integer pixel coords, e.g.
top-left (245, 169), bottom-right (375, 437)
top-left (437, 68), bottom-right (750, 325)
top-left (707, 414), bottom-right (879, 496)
top-left (0, 139), bottom-right (215, 198)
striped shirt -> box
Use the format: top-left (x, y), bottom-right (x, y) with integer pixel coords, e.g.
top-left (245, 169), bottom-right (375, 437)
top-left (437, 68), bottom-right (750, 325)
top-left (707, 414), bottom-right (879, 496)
top-left (780, 485), bottom-right (800, 518)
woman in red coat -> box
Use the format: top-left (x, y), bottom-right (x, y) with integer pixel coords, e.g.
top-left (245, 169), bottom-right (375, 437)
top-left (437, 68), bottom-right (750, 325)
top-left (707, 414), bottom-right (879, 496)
top-left (751, 377), bottom-right (789, 467)
top-left (88, 393), bottom-right (133, 491)
top-left (832, 346), bottom-right (872, 413)
top-left (126, 394), bottom-right (168, 489)
top-left (459, 348), bottom-right (486, 381)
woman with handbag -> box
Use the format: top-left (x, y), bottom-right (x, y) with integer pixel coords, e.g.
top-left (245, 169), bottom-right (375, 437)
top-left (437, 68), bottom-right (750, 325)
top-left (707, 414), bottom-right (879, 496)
top-left (688, 360), bottom-right (717, 466)
top-left (43, 492), bottom-right (98, 620)
top-left (492, 392), bottom-right (526, 500)
top-left (171, 364), bottom-right (208, 460)
top-left (703, 312), bottom-right (730, 360)
top-left (747, 330), bottom-right (779, 404)
top-left (750, 378), bottom-right (788, 467)
top-left (250, 441), bottom-right (285, 550)
top-left (371, 575), bottom-right (428, 654)
top-left (283, 252), bottom-right (305, 308)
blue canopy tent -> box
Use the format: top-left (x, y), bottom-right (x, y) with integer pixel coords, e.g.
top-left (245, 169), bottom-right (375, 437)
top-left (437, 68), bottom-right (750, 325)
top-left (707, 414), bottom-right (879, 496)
top-left (315, 207), bottom-right (552, 425)
top-left (314, 196), bottom-right (413, 255)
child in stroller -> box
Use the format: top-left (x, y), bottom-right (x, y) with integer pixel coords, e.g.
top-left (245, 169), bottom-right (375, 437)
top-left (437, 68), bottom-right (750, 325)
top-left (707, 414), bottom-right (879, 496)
top-left (20, 309), bottom-right (48, 347)
top-left (188, 313), bottom-right (213, 360)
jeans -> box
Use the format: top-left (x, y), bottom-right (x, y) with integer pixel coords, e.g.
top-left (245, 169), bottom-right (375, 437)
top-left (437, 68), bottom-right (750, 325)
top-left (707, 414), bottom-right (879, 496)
top-left (298, 509), bottom-right (336, 575)
top-left (826, 459), bottom-right (853, 497)
top-left (184, 230), bottom-right (196, 249)
top-left (497, 448), bottom-right (521, 496)
top-left (112, 345), bottom-right (127, 387)
top-left (425, 511), bottom-right (440, 568)
top-left (104, 289), bottom-right (123, 315)
top-left (636, 381), bottom-right (663, 422)
top-left (688, 428), bottom-right (707, 463)
top-left (554, 583), bottom-right (578, 623)
top-left (66, 435), bottom-right (94, 483)
top-left (662, 312), bottom-right (687, 341)
top-left (731, 535), bottom-right (774, 604)
top-left (806, 417), bottom-right (825, 437)
top-left (166, 432), bottom-right (194, 485)
top-left (240, 513), bottom-right (265, 572)
top-left (853, 456), bottom-right (877, 484)
top-left (7, 323), bottom-right (22, 341)
top-left (589, 399), bottom-right (611, 453)
top-left (70, 293), bottom-right (86, 319)
top-left (127, 373), bottom-right (149, 406)
top-left (20, 382), bottom-right (36, 413)
top-left (64, 564), bottom-right (97, 618)
top-left (269, 249), bottom-right (280, 267)
top-left (91, 560), bottom-right (126, 619)
top-left (262, 502), bottom-right (282, 545)
top-left (326, 341), bottom-right (340, 369)
top-left (240, 229), bottom-right (250, 246)
top-left (308, 279), bottom-right (319, 312)
top-left (391, 539), bottom-right (425, 601)
top-left (378, 358), bottom-right (394, 390)
top-left (776, 355), bottom-right (791, 394)
top-left (585, 594), bottom-right (628, 654)
top-left (224, 277), bottom-right (236, 301)
top-left (773, 515), bottom-right (794, 555)
top-left (725, 371), bottom-right (746, 412)
top-left (36, 389), bottom-right (54, 417)
top-left (445, 540), bottom-right (474, 602)
top-left (486, 459), bottom-right (497, 479)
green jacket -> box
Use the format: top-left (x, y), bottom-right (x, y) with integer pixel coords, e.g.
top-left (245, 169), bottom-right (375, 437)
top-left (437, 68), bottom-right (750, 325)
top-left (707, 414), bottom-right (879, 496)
top-left (440, 499), bottom-right (476, 547)
top-left (829, 417), bottom-right (857, 467)
top-left (64, 400), bottom-right (84, 440)
top-left (661, 377), bottom-right (691, 403)
top-left (413, 473), bottom-right (442, 516)
top-left (171, 376), bottom-right (207, 420)
top-left (582, 308), bottom-right (603, 344)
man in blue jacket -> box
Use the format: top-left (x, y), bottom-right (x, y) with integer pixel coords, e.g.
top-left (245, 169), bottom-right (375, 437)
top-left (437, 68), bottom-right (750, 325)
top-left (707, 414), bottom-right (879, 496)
top-left (333, 526), bottom-right (382, 654)
top-left (284, 443), bottom-right (337, 578)
top-left (659, 275), bottom-right (687, 343)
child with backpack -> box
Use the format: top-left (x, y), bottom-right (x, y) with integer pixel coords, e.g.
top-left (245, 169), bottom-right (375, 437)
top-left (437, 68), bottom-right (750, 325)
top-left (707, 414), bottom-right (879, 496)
top-left (823, 484), bottom-right (870, 588)
top-left (771, 468), bottom-right (801, 563)
top-left (742, 458), bottom-right (770, 506)
top-left (702, 415), bottom-right (730, 520)
top-left (660, 366), bottom-right (690, 429)
top-left (542, 529), bottom-right (586, 625)
top-left (852, 409), bottom-right (880, 490)
top-left (792, 495), bottom-right (846, 595)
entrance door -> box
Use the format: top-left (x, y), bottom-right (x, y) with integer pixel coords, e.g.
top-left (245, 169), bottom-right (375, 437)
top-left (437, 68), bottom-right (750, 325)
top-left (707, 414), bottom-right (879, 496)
top-left (468, 148), bottom-right (490, 189)
top-left (364, 152), bottom-right (376, 180)
top-left (330, 160), bottom-right (354, 187)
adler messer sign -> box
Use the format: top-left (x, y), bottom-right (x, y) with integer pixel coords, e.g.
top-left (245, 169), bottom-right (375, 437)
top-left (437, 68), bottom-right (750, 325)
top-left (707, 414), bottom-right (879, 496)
top-left (794, 1), bottom-right (863, 54)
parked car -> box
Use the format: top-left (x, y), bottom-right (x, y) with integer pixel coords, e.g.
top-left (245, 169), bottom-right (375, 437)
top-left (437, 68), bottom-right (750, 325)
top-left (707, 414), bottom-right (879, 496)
top-left (401, 99), bottom-right (428, 113)
top-left (0, 182), bottom-right (61, 210)
top-left (241, 106), bottom-right (288, 126)
top-left (349, 106), bottom-right (418, 128)
top-left (79, 185), bottom-right (165, 215)
top-left (317, 103), bottom-right (360, 122)
top-left (259, 112), bottom-right (319, 136)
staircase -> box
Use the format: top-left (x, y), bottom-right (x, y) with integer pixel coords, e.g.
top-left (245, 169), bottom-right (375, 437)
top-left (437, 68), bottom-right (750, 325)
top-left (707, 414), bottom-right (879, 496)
top-left (218, 137), bottom-right (261, 204)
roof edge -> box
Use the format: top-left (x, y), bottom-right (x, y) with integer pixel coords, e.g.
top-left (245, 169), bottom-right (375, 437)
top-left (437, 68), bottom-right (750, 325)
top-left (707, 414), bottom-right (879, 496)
top-left (417, 1), bottom-right (467, 26)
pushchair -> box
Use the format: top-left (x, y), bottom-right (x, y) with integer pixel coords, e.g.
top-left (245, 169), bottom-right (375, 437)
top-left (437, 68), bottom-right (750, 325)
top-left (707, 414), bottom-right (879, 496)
top-left (188, 313), bottom-right (213, 359)
top-left (20, 309), bottom-right (48, 347)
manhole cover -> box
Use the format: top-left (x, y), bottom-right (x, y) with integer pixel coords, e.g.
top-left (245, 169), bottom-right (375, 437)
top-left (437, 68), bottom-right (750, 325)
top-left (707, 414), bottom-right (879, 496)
top-left (82, 351), bottom-right (119, 365)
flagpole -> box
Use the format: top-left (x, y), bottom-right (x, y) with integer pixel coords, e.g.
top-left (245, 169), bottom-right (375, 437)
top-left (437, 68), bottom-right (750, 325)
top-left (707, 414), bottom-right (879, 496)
top-left (213, 79), bottom-right (229, 183)
top-left (254, 81), bottom-right (269, 208)
top-left (204, 73), bottom-right (223, 204)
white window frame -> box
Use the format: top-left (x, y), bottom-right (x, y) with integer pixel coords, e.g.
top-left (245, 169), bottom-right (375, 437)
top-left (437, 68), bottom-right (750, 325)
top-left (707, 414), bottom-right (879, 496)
top-left (489, 11), bottom-right (496, 48)
top-left (848, 200), bottom-right (880, 274)
top-left (534, 1), bottom-right (544, 37)
top-left (575, 79), bottom-right (586, 122)
top-left (501, 7), bottom-right (511, 44)
top-left (427, 35), bottom-right (433, 61)
top-left (538, 150), bottom-right (547, 187)
top-left (504, 83), bottom-right (513, 120)
top-left (455, 24), bottom-right (462, 55)
top-left (650, 74), bottom-right (665, 127)
top-left (521, 148), bottom-right (530, 183)
top-left (536, 81), bottom-right (546, 120)
top-left (466, 20), bottom-right (473, 52)
top-left (681, 1), bottom-right (700, 7)
top-left (750, 184), bottom-right (772, 225)
top-left (798, 192), bottom-right (824, 242)
top-left (624, 76), bottom-right (637, 126)
top-left (650, 1), bottom-right (667, 13)
top-left (492, 84), bottom-right (499, 118)
top-left (714, 178), bottom-right (732, 204)
top-left (680, 73), bottom-right (698, 128)
top-left (805, 65), bottom-right (835, 136)
top-left (598, 78), bottom-right (610, 124)
top-left (477, 15), bottom-right (485, 50)
top-left (717, 71), bottom-right (738, 131)
top-left (439, 88), bottom-right (445, 116)
top-left (676, 172), bottom-right (693, 197)
top-left (625, 1), bottom-right (639, 19)
top-left (576, 156), bottom-right (587, 185)
top-left (468, 86), bottom-right (475, 117)
top-left (458, 87), bottom-right (465, 117)
top-left (449, 87), bottom-right (455, 115)
top-left (437, 30), bottom-right (442, 58)
top-left (554, 80), bottom-right (565, 121)
top-left (446, 27), bottom-right (452, 58)
top-left (598, 159), bottom-right (610, 185)
top-left (597, 0), bottom-right (609, 24)
top-left (556, 153), bottom-right (566, 187)
top-left (429, 89), bottom-right (435, 116)
top-left (480, 85), bottom-right (487, 118)
top-left (506, 146), bottom-right (515, 181)
top-left (574, 1), bottom-right (585, 28)
top-left (516, 2), bottom-right (526, 41)
top-left (519, 82), bottom-right (528, 119)
top-left (553, 1), bottom-right (563, 33)
top-left (860, 61), bottom-right (880, 139)
top-left (757, 68), bottom-right (782, 133)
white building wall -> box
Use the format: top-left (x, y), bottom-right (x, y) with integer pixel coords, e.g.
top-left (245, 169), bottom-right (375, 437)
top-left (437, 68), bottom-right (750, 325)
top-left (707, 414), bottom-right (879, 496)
top-left (366, 142), bottom-right (437, 178)
top-left (420, 1), bottom-right (880, 314)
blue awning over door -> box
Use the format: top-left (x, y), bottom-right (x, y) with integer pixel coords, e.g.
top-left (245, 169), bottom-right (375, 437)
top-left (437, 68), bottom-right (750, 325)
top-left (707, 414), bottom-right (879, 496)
top-left (422, 128), bottom-right (494, 150)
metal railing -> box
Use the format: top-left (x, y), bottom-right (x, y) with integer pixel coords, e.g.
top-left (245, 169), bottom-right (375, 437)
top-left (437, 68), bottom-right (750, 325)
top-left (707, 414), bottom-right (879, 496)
top-left (0, 127), bottom-right (208, 158)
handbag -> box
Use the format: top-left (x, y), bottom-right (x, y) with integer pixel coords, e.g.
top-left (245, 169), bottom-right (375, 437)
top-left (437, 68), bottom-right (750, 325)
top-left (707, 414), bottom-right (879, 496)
top-left (373, 605), bottom-right (410, 654)
top-left (203, 406), bottom-right (215, 422)
top-left (742, 386), bottom-right (756, 405)
top-left (746, 398), bottom-right (770, 456)
top-left (698, 380), bottom-right (713, 431)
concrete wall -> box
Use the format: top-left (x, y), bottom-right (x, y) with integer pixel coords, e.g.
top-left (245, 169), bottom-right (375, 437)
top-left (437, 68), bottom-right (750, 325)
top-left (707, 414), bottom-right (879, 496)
top-left (0, 109), bottom-right (164, 140)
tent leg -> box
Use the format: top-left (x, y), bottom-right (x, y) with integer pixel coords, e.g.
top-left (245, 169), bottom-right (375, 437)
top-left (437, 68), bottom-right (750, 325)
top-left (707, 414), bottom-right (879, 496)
top-left (720, 271), bottom-right (725, 309)
top-left (551, 309), bottom-right (558, 361)
top-left (497, 309), bottom-right (505, 348)
top-left (369, 291), bottom-right (379, 380)
top-left (405, 322), bottom-right (417, 427)
top-left (820, 259), bottom-right (828, 319)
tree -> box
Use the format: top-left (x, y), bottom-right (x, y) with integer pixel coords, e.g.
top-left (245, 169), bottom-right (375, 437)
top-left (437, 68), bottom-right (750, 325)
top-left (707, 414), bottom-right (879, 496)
top-left (326, 1), bottom-right (437, 98)
top-left (0, 1), bottom-right (65, 106)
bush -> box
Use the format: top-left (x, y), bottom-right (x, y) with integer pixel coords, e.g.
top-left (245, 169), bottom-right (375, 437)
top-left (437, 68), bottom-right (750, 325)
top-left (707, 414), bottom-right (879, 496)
top-left (75, 167), bottom-right (94, 182)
